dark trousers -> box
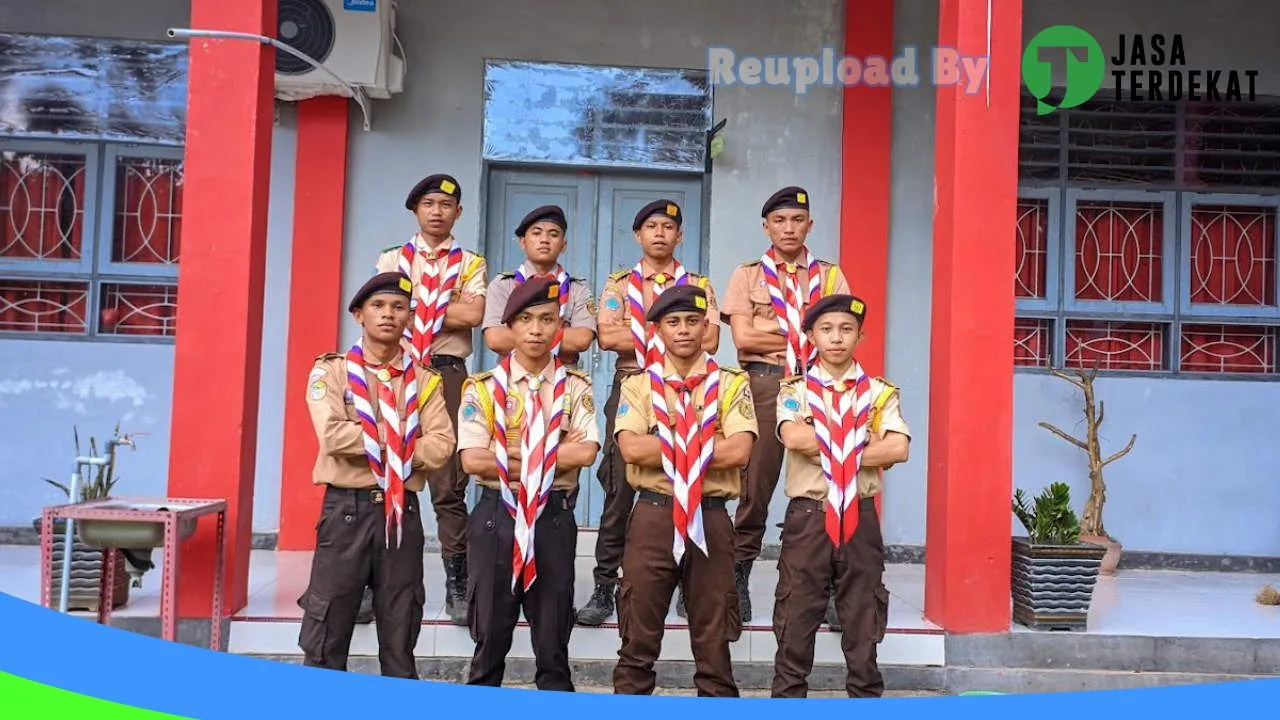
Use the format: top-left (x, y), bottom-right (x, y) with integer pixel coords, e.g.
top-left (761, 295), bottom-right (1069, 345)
top-left (614, 493), bottom-right (741, 697)
top-left (298, 485), bottom-right (426, 678)
top-left (590, 368), bottom-right (639, 586)
top-left (771, 496), bottom-right (889, 698)
top-left (466, 487), bottom-right (578, 691)
top-left (428, 360), bottom-right (469, 556)
top-left (732, 368), bottom-right (788, 563)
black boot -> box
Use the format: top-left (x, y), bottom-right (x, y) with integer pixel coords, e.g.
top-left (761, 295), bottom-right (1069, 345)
top-left (735, 561), bottom-right (753, 623)
top-left (576, 583), bottom-right (615, 626)
top-left (675, 582), bottom-right (687, 619)
top-left (443, 555), bottom-right (468, 626)
top-left (356, 585), bottom-right (375, 624)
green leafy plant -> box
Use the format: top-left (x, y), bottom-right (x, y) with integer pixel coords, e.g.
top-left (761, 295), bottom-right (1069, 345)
top-left (1012, 481), bottom-right (1083, 546)
top-left (41, 424), bottom-right (124, 502)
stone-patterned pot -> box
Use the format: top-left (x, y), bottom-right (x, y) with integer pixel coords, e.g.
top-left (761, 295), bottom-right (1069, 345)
top-left (1011, 535), bottom-right (1106, 631)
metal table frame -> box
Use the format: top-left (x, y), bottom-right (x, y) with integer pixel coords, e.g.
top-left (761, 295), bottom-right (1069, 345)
top-left (38, 496), bottom-right (229, 651)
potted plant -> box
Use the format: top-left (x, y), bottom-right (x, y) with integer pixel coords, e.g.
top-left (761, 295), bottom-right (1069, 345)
top-left (36, 425), bottom-right (133, 612)
top-left (1037, 365), bottom-right (1136, 575)
top-left (1011, 481), bottom-right (1107, 631)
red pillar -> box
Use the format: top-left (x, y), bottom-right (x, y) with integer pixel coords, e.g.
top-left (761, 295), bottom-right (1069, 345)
top-left (924, 0), bottom-right (1021, 632)
top-left (278, 98), bottom-right (351, 551)
top-left (839, 0), bottom-right (894, 377)
top-left (168, 0), bottom-right (276, 617)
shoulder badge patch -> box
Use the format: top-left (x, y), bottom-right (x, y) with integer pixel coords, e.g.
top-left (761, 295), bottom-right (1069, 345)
top-left (581, 392), bottom-right (595, 414)
top-left (783, 396), bottom-right (802, 413)
top-left (308, 381), bottom-right (327, 402)
top-left (461, 401), bottom-right (480, 422)
top-left (604, 294), bottom-right (622, 312)
top-left (617, 401), bottom-right (630, 418)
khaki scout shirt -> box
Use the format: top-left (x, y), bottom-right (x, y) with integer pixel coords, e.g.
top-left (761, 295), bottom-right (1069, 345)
top-left (374, 234), bottom-right (488, 360)
top-left (305, 352), bottom-right (457, 493)
top-left (720, 258), bottom-right (850, 367)
top-left (613, 358), bottom-right (757, 499)
top-left (456, 358), bottom-right (600, 492)
top-left (775, 366), bottom-right (911, 501)
top-left (597, 261), bottom-right (720, 373)
top-left (481, 263), bottom-right (598, 364)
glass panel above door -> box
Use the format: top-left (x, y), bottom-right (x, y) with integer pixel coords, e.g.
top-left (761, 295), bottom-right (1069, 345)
top-left (482, 60), bottom-right (712, 173)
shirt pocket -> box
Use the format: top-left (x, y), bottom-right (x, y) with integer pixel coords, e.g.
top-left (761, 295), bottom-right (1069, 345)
top-left (748, 284), bottom-right (776, 320)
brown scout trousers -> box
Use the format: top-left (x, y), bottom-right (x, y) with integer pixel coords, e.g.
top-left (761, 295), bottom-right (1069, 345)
top-left (732, 369), bottom-right (788, 563)
top-left (614, 493), bottom-right (742, 697)
top-left (298, 485), bottom-right (426, 678)
top-left (771, 496), bottom-right (890, 698)
top-left (427, 361), bottom-right (470, 556)
top-left (466, 486), bottom-right (578, 691)
top-left (590, 369), bottom-right (639, 586)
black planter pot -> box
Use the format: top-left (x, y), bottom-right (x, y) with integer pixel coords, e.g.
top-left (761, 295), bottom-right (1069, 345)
top-left (1010, 535), bottom-right (1106, 631)
top-left (33, 518), bottom-right (131, 612)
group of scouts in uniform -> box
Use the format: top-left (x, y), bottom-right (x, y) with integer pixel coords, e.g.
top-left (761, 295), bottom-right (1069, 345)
top-left (298, 172), bottom-right (912, 698)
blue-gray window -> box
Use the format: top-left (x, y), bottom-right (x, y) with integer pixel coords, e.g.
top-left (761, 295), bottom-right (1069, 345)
top-left (1016, 91), bottom-right (1280, 376)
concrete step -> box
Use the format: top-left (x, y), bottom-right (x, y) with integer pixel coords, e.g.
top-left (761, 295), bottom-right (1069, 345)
top-left (946, 632), bottom-right (1280, 677)
top-left (227, 618), bottom-right (946, 667)
top-left (243, 654), bottom-right (949, 692)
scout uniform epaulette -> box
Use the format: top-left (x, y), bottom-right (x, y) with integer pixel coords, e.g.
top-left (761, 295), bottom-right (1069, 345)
top-left (608, 268), bottom-right (631, 282)
top-left (741, 259), bottom-right (763, 268)
top-left (314, 352), bottom-right (343, 364)
top-left (718, 367), bottom-right (749, 415)
top-left (566, 366), bottom-right (591, 382)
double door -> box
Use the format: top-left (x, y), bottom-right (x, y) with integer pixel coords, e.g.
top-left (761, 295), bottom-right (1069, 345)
top-left (480, 166), bottom-right (705, 526)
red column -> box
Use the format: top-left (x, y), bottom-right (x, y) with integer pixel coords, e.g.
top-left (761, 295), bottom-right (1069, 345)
top-left (167, 0), bottom-right (276, 617)
top-left (839, 0), bottom-right (894, 378)
top-left (277, 98), bottom-right (351, 551)
top-left (924, 0), bottom-right (1021, 633)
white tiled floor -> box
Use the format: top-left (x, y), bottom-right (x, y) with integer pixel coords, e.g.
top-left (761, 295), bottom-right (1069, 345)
top-left (5, 536), bottom-right (1279, 668)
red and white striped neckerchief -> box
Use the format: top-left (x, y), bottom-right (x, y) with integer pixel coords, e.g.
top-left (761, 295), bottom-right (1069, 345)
top-left (805, 362), bottom-right (873, 546)
top-left (345, 341), bottom-right (420, 549)
top-left (489, 354), bottom-right (567, 592)
top-left (397, 234), bottom-right (464, 365)
top-left (627, 259), bottom-right (689, 369)
top-left (513, 262), bottom-right (572, 357)
top-left (761, 247), bottom-right (823, 374)
top-left (650, 356), bottom-right (720, 564)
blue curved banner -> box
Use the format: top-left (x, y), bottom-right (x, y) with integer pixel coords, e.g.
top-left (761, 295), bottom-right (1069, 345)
top-left (0, 591), bottom-right (1274, 717)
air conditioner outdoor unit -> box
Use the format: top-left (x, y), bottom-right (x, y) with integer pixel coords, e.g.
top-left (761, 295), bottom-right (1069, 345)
top-left (273, 0), bottom-right (405, 102)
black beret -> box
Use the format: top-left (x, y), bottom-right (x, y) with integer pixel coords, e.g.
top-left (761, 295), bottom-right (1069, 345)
top-left (761, 186), bottom-right (811, 218)
top-left (515, 205), bottom-right (567, 237)
top-left (404, 173), bottom-right (462, 210)
top-left (645, 284), bottom-right (709, 322)
top-left (502, 276), bottom-right (561, 325)
top-left (349, 272), bottom-right (413, 312)
top-left (801, 294), bottom-right (867, 332)
top-left (632, 199), bottom-right (683, 232)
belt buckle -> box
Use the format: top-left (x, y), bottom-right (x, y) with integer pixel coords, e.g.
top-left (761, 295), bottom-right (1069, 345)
top-left (370, 489), bottom-right (384, 503)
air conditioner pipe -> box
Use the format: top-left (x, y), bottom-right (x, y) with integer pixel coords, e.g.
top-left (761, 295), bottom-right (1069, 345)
top-left (167, 27), bottom-right (372, 131)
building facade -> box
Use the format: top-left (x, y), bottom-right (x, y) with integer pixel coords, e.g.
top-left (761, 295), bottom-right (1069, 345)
top-left (1, 0), bottom-right (1278, 632)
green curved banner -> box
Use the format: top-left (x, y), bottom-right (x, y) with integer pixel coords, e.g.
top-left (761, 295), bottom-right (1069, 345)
top-left (0, 671), bottom-right (192, 718)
